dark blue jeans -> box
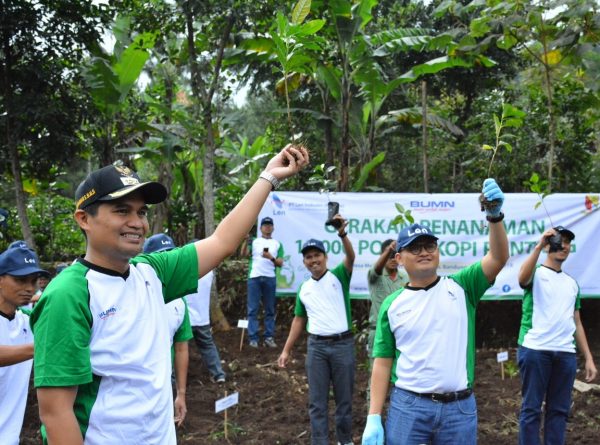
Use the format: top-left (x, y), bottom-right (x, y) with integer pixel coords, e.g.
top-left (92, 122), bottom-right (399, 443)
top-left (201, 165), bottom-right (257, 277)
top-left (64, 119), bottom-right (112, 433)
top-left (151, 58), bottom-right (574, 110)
top-left (247, 276), bottom-right (277, 342)
top-left (518, 346), bottom-right (577, 445)
top-left (192, 325), bottom-right (225, 380)
top-left (305, 335), bottom-right (355, 445)
top-left (386, 387), bottom-right (477, 445)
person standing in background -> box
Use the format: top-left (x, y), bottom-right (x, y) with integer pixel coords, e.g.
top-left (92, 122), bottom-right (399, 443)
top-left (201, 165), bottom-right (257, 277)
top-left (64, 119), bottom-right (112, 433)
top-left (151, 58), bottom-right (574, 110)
top-left (144, 233), bottom-right (194, 427)
top-left (186, 267), bottom-right (226, 383)
top-left (0, 246), bottom-right (49, 445)
top-left (517, 226), bottom-right (597, 445)
top-left (241, 216), bottom-right (284, 348)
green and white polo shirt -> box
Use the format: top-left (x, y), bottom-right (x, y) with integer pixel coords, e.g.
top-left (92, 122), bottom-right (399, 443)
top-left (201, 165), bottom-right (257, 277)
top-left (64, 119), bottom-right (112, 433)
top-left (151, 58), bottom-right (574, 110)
top-left (518, 265), bottom-right (580, 353)
top-left (0, 308), bottom-right (33, 445)
top-left (248, 237), bottom-right (283, 278)
top-left (373, 262), bottom-right (490, 393)
top-left (295, 263), bottom-right (352, 335)
top-left (30, 244), bottom-right (198, 445)
top-left (168, 297), bottom-right (193, 345)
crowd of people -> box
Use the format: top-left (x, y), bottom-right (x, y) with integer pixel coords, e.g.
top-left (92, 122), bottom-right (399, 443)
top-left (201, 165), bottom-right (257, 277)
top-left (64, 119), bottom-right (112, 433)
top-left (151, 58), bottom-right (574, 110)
top-left (0, 146), bottom-right (597, 445)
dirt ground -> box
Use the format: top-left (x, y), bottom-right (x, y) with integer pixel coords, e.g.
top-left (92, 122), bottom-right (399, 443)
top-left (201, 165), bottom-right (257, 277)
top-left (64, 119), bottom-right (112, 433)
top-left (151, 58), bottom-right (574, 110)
top-left (21, 324), bottom-right (600, 444)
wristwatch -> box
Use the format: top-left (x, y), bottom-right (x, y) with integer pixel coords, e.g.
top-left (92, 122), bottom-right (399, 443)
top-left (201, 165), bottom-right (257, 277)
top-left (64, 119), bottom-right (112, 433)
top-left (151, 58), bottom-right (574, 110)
top-left (259, 171), bottom-right (281, 190)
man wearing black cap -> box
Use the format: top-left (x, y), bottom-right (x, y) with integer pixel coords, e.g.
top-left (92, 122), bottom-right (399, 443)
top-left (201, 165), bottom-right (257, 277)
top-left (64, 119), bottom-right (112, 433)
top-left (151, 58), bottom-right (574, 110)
top-left (30, 145), bottom-right (308, 445)
top-left (241, 216), bottom-right (284, 348)
top-left (517, 226), bottom-right (597, 445)
top-left (362, 179), bottom-right (509, 445)
top-left (0, 246), bottom-right (48, 445)
top-left (278, 214), bottom-right (356, 445)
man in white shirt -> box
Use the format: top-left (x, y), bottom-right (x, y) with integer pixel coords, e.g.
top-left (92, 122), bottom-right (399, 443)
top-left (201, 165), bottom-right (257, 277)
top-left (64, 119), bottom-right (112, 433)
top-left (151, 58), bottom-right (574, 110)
top-left (362, 178), bottom-right (509, 445)
top-left (186, 269), bottom-right (226, 383)
top-left (517, 226), bottom-right (597, 445)
top-left (241, 216), bottom-right (284, 348)
top-left (278, 214), bottom-right (355, 445)
top-left (0, 246), bottom-right (48, 445)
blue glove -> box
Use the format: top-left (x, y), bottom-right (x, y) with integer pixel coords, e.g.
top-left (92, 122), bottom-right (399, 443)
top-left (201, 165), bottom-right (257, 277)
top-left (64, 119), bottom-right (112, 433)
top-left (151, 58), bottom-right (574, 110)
top-left (482, 178), bottom-right (504, 217)
top-left (362, 414), bottom-right (384, 445)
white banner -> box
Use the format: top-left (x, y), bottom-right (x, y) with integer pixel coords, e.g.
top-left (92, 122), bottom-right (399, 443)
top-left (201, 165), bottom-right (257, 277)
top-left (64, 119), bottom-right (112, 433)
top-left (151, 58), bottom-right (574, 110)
top-left (257, 192), bottom-right (600, 299)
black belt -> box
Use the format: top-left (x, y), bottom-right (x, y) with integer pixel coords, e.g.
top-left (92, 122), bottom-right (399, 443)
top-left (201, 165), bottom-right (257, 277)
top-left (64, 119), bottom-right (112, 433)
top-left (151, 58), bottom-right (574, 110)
top-left (405, 388), bottom-right (472, 403)
top-left (310, 330), bottom-right (353, 341)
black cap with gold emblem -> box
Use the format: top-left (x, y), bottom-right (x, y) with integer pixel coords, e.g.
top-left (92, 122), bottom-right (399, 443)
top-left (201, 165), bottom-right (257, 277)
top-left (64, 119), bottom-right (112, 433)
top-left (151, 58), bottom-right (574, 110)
top-left (75, 165), bottom-right (167, 210)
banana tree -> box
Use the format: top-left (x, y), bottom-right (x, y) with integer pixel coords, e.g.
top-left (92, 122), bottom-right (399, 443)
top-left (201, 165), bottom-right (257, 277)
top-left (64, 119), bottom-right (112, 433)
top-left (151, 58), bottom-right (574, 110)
top-left (82, 16), bottom-right (156, 166)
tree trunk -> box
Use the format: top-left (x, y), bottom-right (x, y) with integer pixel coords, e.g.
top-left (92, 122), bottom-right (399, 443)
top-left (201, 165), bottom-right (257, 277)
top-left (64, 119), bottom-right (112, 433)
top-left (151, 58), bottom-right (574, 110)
top-left (151, 74), bottom-right (175, 234)
top-left (2, 16), bottom-right (35, 249)
top-left (185, 4), bottom-right (234, 330)
top-left (339, 71), bottom-right (351, 191)
top-left (421, 81), bottom-right (429, 193)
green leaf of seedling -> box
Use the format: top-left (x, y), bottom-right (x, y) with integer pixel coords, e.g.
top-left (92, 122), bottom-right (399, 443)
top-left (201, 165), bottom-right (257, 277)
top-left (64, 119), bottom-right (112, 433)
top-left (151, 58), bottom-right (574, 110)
top-left (503, 118), bottom-right (523, 128)
top-left (395, 203), bottom-right (405, 213)
top-left (482, 144), bottom-right (494, 151)
top-left (299, 19), bottom-right (326, 36)
top-left (498, 141), bottom-right (513, 152)
top-left (534, 201), bottom-right (542, 210)
top-left (493, 113), bottom-right (501, 136)
top-left (530, 172), bottom-right (539, 183)
top-left (502, 103), bottom-right (526, 119)
top-left (292, 0), bottom-right (311, 25)
top-left (405, 210), bottom-right (414, 224)
top-left (391, 215), bottom-right (404, 226)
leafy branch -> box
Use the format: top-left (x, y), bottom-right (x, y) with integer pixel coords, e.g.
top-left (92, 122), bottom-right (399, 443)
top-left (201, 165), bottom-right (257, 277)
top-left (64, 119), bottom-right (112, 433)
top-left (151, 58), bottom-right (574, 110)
top-left (482, 103), bottom-right (524, 177)
top-left (391, 203), bottom-right (414, 227)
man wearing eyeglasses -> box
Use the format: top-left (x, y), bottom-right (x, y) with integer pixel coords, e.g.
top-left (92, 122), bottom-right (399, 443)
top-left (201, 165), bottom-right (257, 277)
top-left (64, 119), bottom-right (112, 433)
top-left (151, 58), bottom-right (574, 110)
top-left (362, 179), bottom-right (509, 445)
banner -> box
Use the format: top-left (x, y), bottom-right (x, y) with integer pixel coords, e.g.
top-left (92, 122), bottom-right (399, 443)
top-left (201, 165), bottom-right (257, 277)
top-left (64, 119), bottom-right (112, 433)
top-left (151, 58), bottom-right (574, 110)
top-left (257, 192), bottom-right (600, 300)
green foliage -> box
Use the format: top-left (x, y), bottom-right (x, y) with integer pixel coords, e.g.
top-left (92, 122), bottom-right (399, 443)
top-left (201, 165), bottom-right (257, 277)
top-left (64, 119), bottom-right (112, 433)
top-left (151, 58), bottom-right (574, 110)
top-left (391, 202), bottom-right (414, 227)
top-left (482, 102), bottom-right (525, 177)
top-left (306, 163), bottom-right (338, 194)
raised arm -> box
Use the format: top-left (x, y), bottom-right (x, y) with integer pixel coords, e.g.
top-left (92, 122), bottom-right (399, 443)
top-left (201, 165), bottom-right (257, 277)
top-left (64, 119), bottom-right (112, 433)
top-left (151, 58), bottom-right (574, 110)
top-left (373, 241), bottom-right (395, 276)
top-left (518, 230), bottom-right (553, 287)
top-left (333, 215), bottom-right (355, 274)
top-left (480, 179), bottom-right (509, 282)
top-left (195, 145), bottom-right (309, 277)
top-left (0, 343), bottom-right (33, 366)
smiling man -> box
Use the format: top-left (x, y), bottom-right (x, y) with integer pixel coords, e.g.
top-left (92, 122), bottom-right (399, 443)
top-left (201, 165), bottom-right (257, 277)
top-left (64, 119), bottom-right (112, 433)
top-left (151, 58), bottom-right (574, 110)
top-left (0, 246), bottom-right (48, 445)
top-left (30, 145), bottom-right (308, 445)
top-left (278, 214), bottom-right (355, 445)
top-left (362, 179), bottom-right (509, 445)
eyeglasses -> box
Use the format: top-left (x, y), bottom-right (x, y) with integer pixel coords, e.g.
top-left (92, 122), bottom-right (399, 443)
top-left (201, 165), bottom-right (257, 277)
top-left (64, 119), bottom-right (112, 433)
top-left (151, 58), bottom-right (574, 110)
top-left (403, 241), bottom-right (438, 255)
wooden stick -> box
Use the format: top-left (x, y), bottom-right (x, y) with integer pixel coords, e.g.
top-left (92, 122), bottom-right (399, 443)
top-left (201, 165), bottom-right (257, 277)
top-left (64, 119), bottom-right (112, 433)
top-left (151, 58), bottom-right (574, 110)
top-left (500, 362), bottom-right (505, 380)
top-left (224, 391), bottom-right (228, 440)
top-left (239, 328), bottom-right (245, 352)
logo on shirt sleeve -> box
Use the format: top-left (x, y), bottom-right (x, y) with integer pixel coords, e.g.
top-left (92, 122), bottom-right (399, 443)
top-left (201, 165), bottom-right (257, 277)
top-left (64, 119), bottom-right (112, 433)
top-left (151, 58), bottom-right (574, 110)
top-left (98, 306), bottom-right (118, 320)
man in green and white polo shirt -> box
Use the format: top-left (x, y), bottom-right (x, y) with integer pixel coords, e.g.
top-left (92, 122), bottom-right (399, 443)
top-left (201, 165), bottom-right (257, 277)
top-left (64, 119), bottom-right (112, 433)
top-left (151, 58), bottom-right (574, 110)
top-left (362, 178), bottom-right (509, 445)
top-left (517, 226), bottom-right (597, 445)
top-left (31, 145), bottom-right (308, 445)
top-left (278, 214), bottom-right (355, 445)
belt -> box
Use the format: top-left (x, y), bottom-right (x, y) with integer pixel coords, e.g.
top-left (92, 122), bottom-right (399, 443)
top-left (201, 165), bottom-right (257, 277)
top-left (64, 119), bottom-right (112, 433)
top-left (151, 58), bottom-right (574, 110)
top-left (310, 330), bottom-right (354, 341)
top-left (405, 388), bottom-right (472, 403)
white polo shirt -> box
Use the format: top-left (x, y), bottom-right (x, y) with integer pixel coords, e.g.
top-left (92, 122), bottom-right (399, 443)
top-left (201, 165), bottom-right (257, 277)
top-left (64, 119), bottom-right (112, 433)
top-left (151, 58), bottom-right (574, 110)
top-left (248, 237), bottom-right (283, 278)
top-left (374, 262), bottom-right (490, 393)
top-left (519, 265), bottom-right (580, 353)
top-left (0, 309), bottom-right (33, 445)
top-left (186, 271), bottom-right (213, 327)
top-left (295, 263), bottom-right (352, 336)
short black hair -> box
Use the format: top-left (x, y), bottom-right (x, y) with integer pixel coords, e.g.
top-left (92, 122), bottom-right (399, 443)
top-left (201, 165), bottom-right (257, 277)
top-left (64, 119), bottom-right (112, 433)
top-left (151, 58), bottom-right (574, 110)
top-left (78, 201), bottom-right (102, 239)
top-left (381, 239), bottom-right (395, 254)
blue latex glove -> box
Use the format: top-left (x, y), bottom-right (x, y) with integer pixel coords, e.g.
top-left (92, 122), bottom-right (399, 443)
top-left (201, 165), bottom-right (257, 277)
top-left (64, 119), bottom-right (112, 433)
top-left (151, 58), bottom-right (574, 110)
top-left (362, 414), bottom-right (384, 445)
top-left (482, 178), bottom-right (504, 217)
